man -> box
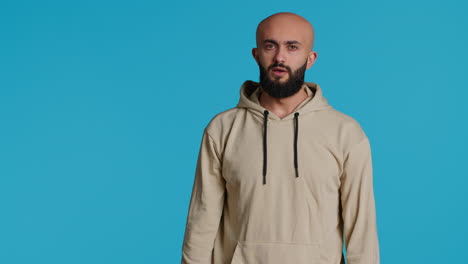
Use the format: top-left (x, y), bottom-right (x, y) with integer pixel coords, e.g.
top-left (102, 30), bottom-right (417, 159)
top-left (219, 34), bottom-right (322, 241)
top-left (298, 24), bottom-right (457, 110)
top-left (181, 12), bottom-right (380, 264)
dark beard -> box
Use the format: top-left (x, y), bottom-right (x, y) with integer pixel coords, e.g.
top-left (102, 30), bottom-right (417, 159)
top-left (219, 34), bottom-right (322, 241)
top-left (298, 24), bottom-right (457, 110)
top-left (258, 59), bottom-right (308, 99)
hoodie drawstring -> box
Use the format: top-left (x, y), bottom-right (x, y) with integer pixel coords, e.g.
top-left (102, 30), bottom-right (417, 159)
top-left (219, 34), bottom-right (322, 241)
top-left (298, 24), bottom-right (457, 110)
top-left (262, 110), bottom-right (300, 185)
top-left (263, 110), bottom-right (269, 185)
top-left (294, 112), bottom-right (300, 178)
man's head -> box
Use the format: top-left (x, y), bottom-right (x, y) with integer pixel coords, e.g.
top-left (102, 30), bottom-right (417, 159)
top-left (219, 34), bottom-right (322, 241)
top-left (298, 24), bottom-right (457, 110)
top-left (252, 12), bottom-right (318, 98)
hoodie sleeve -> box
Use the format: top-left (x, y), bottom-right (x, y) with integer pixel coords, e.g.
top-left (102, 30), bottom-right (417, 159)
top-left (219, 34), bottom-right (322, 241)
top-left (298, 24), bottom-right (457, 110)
top-left (181, 130), bottom-right (226, 264)
top-left (340, 136), bottom-right (380, 264)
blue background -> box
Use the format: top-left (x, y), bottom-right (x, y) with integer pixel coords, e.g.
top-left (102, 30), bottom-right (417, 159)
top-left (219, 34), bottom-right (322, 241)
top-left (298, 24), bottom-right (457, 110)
top-left (1, 0), bottom-right (467, 263)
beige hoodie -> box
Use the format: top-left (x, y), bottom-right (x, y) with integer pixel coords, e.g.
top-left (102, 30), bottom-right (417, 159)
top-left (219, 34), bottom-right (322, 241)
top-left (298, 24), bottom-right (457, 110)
top-left (181, 80), bottom-right (380, 264)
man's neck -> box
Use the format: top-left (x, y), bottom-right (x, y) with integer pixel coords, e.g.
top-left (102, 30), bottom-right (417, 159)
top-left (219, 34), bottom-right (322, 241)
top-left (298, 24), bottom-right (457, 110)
top-left (258, 85), bottom-right (309, 119)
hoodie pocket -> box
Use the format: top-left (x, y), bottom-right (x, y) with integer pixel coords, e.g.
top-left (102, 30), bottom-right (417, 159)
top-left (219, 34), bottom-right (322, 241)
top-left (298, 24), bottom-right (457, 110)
top-left (230, 240), bottom-right (320, 264)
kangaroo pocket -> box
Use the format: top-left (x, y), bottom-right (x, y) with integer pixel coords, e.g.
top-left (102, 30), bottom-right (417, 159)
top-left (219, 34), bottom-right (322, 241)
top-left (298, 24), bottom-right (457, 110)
top-left (230, 240), bottom-right (320, 264)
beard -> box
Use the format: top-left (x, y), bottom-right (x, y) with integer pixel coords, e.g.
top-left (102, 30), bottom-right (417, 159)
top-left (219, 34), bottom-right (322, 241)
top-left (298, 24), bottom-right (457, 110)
top-left (258, 59), bottom-right (308, 99)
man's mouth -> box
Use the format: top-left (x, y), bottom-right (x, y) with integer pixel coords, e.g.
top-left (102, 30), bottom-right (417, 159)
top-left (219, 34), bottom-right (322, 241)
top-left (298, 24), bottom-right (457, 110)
top-left (272, 67), bottom-right (287, 72)
top-left (271, 67), bottom-right (288, 76)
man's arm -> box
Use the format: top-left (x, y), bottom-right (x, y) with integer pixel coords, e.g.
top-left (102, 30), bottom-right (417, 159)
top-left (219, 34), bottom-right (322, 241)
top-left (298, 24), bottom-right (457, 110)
top-left (340, 136), bottom-right (380, 264)
top-left (181, 130), bottom-right (226, 264)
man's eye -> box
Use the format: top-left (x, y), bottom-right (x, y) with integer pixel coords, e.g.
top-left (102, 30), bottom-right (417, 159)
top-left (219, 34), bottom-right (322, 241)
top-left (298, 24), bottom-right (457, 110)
top-left (265, 44), bottom-right (275, 49)
top-left (289, 45), bottom-right (298, 50)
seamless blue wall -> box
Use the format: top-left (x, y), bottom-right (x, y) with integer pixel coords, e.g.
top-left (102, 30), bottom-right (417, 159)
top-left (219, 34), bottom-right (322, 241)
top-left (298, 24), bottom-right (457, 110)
top-left (1, 0), bottom-right (467, 263)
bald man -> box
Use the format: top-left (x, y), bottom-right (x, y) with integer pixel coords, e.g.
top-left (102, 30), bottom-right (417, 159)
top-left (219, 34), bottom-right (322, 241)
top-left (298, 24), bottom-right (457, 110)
top-left (181, 12), bottom-right (380, 264)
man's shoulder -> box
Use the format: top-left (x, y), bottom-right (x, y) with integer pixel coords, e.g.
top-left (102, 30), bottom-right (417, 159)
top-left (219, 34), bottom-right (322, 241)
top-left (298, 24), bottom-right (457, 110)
top-left (204, 107), bottom-right (242, 136)
top-left (319, 107), bottom-right (369, 146)
top-left (324, 108), bottom-right (365, 129)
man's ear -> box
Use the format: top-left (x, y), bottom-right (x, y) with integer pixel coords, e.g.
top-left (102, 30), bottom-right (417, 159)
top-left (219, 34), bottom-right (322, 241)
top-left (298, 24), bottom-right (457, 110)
top-left (252, 47), bottom-right (259, 63)
top-left (306, 51), bottom-right (318, 69)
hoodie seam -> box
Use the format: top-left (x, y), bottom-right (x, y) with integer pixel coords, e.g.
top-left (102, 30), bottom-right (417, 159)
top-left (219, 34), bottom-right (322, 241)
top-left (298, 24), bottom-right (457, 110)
top-left (340, 136), bottom-right (369, 181)
top-left (237, 240), bottom-right (320, 246)
top-left (340, 118), bottom-right (367, 160)
top-left (205, 131), bottom-right (222, 162)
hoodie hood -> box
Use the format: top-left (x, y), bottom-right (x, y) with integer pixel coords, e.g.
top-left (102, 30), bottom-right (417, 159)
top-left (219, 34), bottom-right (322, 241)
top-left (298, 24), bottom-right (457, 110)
top-left (237, 80), bottom-right (332, 121)
top-left (236, 80), bottom-right (333, 185)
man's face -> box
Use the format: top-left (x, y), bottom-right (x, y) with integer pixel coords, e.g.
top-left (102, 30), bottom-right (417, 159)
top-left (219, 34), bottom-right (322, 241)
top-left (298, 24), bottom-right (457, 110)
top-left (252, 14), bottom-right (317, 98)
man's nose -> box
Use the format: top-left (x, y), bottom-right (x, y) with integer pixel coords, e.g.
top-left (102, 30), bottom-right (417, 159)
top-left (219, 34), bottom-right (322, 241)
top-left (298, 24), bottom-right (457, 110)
top-left (274, 46), bottom-right (287, 64)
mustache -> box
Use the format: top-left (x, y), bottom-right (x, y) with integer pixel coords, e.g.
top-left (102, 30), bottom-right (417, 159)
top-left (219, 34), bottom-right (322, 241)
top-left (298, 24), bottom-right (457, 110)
top-left (268, 63), bottom-right (290, 72)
